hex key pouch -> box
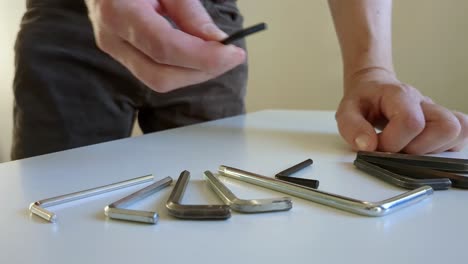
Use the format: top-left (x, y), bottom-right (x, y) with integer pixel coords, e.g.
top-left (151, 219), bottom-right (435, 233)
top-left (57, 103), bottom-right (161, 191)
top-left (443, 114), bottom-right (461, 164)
top-left (166, 171), bottom-right (231, 220)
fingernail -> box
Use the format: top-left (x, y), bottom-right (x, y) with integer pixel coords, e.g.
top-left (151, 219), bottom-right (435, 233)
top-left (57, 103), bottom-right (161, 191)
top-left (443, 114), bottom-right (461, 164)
top-left (202, 23), bottom-right (228, 40)
top-left (355, 134), bottom-right (370, 150)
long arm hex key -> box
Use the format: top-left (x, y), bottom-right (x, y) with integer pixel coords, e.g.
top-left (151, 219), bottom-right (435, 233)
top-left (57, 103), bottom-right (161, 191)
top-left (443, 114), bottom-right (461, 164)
top-left (204, 171), bottom-right (292, 213)
top-left (354, 158), bottom-right (452, 190)
top-left (218, 166), bottom-right (433, 217)
top-left (357, 151), bottom-right (468, 173)
top-left (166, 171), bottom-right (231, 220)
top-left (357, 156), bottom-right (468, 189)
top-left (29, 175), bottom-right (154, 223)
top-left (104, 177), bottom-right (173, 224)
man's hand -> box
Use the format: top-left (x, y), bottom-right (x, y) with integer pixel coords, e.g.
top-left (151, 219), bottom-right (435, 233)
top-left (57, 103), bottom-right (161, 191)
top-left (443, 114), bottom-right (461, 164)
top-left (335, 69), bottom-right (468, 154)
top-left (85, 0), bottom-right (246, 93)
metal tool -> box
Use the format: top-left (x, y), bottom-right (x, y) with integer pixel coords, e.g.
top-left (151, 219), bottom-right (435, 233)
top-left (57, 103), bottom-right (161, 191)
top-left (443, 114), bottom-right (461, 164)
top-left (275, 159), bottom-right (319, 189)
top-left (204, 171), bottom-right (292, 213)
top-left (218, 166), bottom-right (433, 217)
top-left (354, 158), bottom-right (452, 190)
top-left (104, 177), bottom-right (173, 224)
top-left (357, 151), bottom-right (468, 173)
top-left (221, 22), bottom-right (267, 44)
top-left (166, 171), bottom-right (231, 220)
top-left (29, 175), bottom-right (154, 223)
top-left (356, 151), bottom-right (468, 189)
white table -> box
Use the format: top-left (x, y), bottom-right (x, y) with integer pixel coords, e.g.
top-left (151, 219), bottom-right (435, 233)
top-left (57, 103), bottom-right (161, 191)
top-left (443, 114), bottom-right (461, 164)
top-left (1, 110), bottom-right (467, 264)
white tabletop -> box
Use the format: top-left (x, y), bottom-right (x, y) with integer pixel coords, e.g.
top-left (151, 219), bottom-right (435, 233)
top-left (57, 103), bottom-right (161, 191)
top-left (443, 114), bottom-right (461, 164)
top-left (1, 110), bottom-right (467, 264)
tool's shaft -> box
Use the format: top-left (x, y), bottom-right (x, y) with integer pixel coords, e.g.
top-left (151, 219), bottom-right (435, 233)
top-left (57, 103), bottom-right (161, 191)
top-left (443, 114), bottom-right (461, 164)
top-left (219, 166), bottom-right (433, 217)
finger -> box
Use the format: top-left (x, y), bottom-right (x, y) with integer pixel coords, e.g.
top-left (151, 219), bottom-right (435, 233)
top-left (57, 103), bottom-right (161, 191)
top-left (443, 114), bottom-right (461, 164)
top-left (335, 99), bottom-right (378, 151)
top-left (402, 102), bottom-right (461, 154)
top-left (97, 30), bottom-right (224, 92)
top-left (377, 85), bottom-right (425, 152)
top-left (432, 111), bottom-right (468, 153)
top-left (111, 2), bottom-right (245, 72)
top-left (162, 0), bottom-right (228, 40)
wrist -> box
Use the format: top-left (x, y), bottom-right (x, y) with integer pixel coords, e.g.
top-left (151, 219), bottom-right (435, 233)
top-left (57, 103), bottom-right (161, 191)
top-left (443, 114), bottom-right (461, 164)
top-left (344, 66), bottom-right (398, 92)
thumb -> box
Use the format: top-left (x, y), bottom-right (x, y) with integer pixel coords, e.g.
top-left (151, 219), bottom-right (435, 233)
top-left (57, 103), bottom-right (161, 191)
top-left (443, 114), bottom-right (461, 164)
top-left (162, 0), bottom-right (228, 41)
top-left (335, 100), bottom-right (378, 152)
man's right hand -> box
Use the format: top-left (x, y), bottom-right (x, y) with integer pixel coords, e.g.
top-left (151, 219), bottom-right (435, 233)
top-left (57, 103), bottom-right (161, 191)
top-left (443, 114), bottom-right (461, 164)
top-left (85, 0), bottom-right (246, 93)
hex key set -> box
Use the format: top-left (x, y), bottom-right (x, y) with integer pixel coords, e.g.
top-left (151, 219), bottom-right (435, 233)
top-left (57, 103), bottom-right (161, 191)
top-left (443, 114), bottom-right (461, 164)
top-left (28, 152), bottom-right (467, 224)
top-left (355, 151), bottom-right (468, 190)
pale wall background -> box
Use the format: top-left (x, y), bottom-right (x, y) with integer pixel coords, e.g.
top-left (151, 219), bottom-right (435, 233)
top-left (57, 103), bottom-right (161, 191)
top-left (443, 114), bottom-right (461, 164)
top-left (1, 0), bottom-right (467, 162)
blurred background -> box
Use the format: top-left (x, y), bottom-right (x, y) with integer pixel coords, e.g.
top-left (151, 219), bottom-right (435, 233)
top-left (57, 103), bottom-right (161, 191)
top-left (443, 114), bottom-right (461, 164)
top-left (1, 0), bottom-right (467, 162)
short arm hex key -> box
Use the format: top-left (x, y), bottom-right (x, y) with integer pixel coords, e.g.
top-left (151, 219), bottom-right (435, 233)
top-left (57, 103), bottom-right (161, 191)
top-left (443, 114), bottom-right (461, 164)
top-left (218, 166), bottom-right (433, 217)
top-left (166, 171), bottom-right (231, 220)
top-left (29, 175), bottom-right (154, 223)
top-left (104, 177), bottom-right (173, 224)
top-left (204, 171), bottom-right (292, 213)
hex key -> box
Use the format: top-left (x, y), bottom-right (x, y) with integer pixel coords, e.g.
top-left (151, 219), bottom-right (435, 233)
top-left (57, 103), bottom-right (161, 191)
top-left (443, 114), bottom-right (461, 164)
top-left (166, 171), bottom-right (231, 220)
top-left (29, 175), bottom-right (154, 223)
top-left (104, 177), bottom-right (173, 224)
top-left (218, 166), bottom-right (433, 217)
top-left (275, 159), bottom-right (319, 189)
top-left (359, 156), bottom-right (468, 189)
top-left (204, 171), bottom-right (292, 213)
top-left (354, 158), bottom-right (452, 190)
top-left (357, 151), bottom-right (468, 173)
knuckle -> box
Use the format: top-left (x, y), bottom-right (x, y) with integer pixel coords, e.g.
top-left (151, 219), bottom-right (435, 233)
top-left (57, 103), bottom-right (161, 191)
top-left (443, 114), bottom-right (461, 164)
top-left (441, 115), bottom-right (462, 139)
top-left (401, 114), bottom-right (425, 134)
top-left (455, 112), bottom-right (468, 139)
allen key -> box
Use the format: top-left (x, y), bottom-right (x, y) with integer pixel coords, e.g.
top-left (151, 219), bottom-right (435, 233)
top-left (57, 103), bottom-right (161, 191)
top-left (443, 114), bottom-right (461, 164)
top-left (29, 175), bottom-right (154, 223)
top-left (204, 171), bottom-right (292, 213)
top-left (218, 166), bottom-right (433, 217)
top-left (166, 171), bottom-right (231, 220)
top-left (357, 151), bottom-right (468, 173)
top-left (357, 155), bottom-right (468, 189)
top-left (275, 159), bottom-right (319, 189)
top-left (104, 177), bottom-right (173, 224)
top-left (354, 158), bottom-right (452, 190)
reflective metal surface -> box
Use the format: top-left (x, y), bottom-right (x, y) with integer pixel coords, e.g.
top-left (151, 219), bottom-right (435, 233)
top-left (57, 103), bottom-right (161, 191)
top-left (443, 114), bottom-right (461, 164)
top-left (204, 171), bottom-right (292, 213)
top-left (105, 177), bottom-right (173, 224)
top-left (166, 171), bottom-right (231, 220)
top-left (29, 175), bottom-right (154, 223)
top-left (218, 166), bottom-right (433, 217)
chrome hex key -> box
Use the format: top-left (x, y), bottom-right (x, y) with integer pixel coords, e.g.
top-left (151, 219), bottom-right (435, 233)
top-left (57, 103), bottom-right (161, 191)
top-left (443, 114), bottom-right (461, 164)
top-left (105, 177), bottom-right (173, 224)
top-left (218, 166), bottom-right (433, 217)
top-left (29, 175), bottom-right (154, 223)
top-left (166, 171), bottom-right (231, 220)
top-left (204, 171), bottom-right (292, 213)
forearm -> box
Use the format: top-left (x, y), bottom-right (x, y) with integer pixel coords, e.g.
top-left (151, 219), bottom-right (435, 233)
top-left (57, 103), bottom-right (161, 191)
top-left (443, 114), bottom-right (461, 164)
top-left (328, 0), bottom-right (395, 86)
